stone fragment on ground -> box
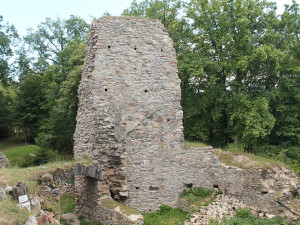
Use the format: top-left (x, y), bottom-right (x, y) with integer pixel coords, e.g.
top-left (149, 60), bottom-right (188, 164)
top-left (0, 152), bottom-right (10, 168)
top-left (30, 196), bottom-right (42, 216)
top-left (0, 187), bottom-right (6, 198)
top-left (11, 182), bottom-right (26, 201)
top-left (25, 215), bottom-right (37, 225)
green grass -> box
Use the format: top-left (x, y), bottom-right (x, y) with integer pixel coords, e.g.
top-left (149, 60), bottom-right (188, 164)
top-left (0, 136), bottom-right (25, 152)
top-left (209, 209), bottom-right (295, 225)
top-left (101, 198), bottom-right (140, 216)
top-left (216, 148), bottom-right (287, 170)
top-left (78, 215), bottom-right (104, 225)
top-left (184, 141), bottom-right (209, 148)
top-left (0, 197), bottom-right (29, 225)
top-left (180, 187), bottom-right (222, 210)
top-left (143, 205), bottom-right (189, 225)
top-left (3, 145), bottom-right (41, 166)
top-left (60, 218), bottom-right (72, 225)
top-left (2, 145), bottom-right (62, 167)
top-left (60, 193), bottom-right (76, 214)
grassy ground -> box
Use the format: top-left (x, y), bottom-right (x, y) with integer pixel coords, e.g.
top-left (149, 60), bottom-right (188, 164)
top-left (184, 141), bottom-right (209, 148)
top-left (0, 136), bottom-right (25, 152)
top-left (60, 193), bottom-right (76, 214)
top-left (143, 205), bottom-right (189, 225)
top-left (215, 148), bottom-right (287, 170)
top-left (209, 209), bottom-right (295, 225)
top-left (0, 197), bottom-right (29, 225)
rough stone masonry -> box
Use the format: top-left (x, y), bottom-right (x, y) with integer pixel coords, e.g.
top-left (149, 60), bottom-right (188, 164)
top-left (74, 17), bottom-right (299, 223)
top-left (74, 16), bottom-right (184, 213)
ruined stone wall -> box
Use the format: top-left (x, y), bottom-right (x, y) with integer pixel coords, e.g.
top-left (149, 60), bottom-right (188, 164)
top-left (74, 17), bottom-right (299, 223)
top-left (74, 16), bottom-right (184, 213)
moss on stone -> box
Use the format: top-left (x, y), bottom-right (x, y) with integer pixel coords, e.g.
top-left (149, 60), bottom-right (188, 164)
top-left (101, 199), bottom-right (140, 216)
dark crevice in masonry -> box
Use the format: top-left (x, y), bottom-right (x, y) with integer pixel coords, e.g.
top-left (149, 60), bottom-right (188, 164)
top-left (149, 186), bottom-right (159, 191)
top-left (109, 189), bottom-right (116, 199)
top-left (184, 183), bottom-right (193, 188)
top-left (108, 45), bottom-right (111, 49)
top-left (213, 184), bottom-right (219, 189)
top-left (105, 88), bottom-right (108, 92)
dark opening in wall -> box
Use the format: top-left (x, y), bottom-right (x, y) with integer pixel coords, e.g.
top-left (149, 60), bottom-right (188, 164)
top-left (161, 49), bottom-right (163, 52)
top-left (135, 187), bottom-right (140, 190)
top-left (291, 189), bottom-right (298, 198)
top-left (184, 183), bottom-right (193, 188)
top-left (261, 191), bottom-right (268, 195)
top-left (134, 47), bottom-right (137, 50)
top-left (105, 88), bottom-right (108, 92)
top-left (213, 184), bottom-right (219, 189)
top-left (167, 119), bottom-right (170, 122)
top-left (149, 186), bottom-right (159, 191)
top-left (110, 189), bottom-right (116, 199)
top-left (144, 90), bottom-right (148, 93)
top-left (108, 45), bottom-right (111, 49)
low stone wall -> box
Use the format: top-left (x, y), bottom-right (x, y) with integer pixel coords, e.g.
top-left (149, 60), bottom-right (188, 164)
top-left (92, 197), bottom-right (143, 225)
top-left (74, 147), bottom-right (299, 223)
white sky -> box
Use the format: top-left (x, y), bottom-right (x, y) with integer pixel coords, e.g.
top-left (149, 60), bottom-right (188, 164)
top-left (0, 0), bottom-right (298, 37)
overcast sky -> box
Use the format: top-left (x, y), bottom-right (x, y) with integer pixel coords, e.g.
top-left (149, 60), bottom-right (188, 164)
top-left (0, 0), bottom-right (298, 37)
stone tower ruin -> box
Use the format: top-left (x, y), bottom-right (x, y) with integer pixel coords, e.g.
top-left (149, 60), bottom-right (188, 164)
top-left (74, 17), bottom-right (300, 224)
top-left (74, 16), bottom-right (184, 213)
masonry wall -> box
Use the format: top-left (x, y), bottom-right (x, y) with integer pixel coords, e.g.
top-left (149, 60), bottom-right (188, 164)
top-left (74, 17), bottom-right (299, 223)
top-left (73, 16), bottom-right (184, 212)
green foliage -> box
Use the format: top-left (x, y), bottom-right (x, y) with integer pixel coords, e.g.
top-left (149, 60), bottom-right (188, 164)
top-left (24, 16), bottom-right (89, 72)
top-left (60, 193), bottom-right (75, 214)
top-left (143, 205), bottom-right (189, 225)
top-left (0, 84), bottom-right (16, 137)
top-left (35, 39), bottom-right (86, 154)
top-left (209, 209), bottom-right (293, 225)
top-left (0, 15), bottom-right (18, 86)
top-left (14, 74), bottom-right (46, 143)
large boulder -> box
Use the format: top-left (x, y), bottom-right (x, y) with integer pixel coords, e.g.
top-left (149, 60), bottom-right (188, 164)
top-left (0, 152), bottom-right (10, 168)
